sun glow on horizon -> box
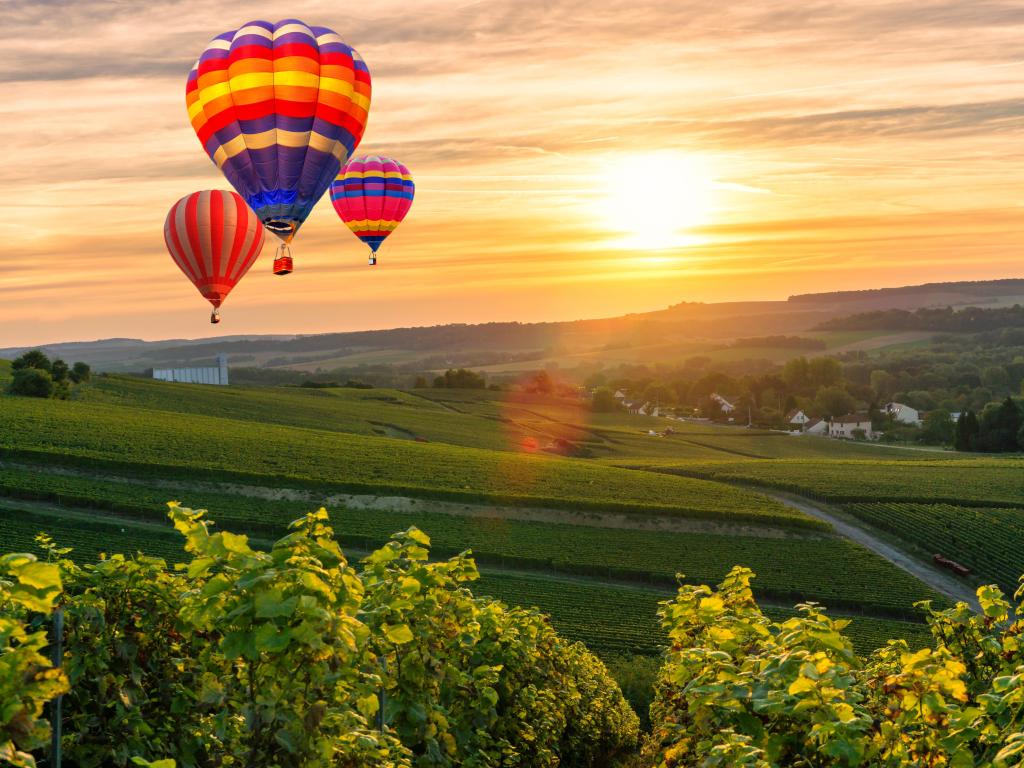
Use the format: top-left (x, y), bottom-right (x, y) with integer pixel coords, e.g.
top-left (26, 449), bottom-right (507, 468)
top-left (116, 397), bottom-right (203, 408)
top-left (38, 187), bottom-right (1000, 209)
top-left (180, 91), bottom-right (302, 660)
top-left (595, 153), bottom-right (717, 251)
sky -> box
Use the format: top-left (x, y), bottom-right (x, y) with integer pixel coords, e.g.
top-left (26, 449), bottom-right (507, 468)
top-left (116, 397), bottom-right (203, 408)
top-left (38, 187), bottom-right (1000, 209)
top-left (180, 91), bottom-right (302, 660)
top-left (2, 0), bottom-right (1022, 346)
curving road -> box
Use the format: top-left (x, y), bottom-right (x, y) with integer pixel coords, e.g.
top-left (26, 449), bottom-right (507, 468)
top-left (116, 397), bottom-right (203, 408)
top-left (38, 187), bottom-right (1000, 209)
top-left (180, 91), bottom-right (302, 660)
top-left (762, 490), bottom-right (981, 613)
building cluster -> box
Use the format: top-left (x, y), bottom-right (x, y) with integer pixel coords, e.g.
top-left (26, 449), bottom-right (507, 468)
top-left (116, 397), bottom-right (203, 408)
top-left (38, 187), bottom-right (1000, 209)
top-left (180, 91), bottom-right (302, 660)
top-left (613, 390), bottom-right (663, 417)
top-left (608, 384), bottom-right (929, 443)
top-left (785, 402), bottom-right (922, 440)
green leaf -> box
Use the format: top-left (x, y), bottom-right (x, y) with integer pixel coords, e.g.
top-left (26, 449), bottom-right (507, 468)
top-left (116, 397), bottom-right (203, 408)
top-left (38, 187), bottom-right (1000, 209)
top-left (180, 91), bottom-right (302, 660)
top-left (357, 693), bottom-right (380, 719)
top-left (254, 623), bottom-right (292, 653)
top-left (13, 561), bottom-right (60, 591)
top-left (406, 528), bottom-right (431, 547)
top-left (384, 624), bottom-right (414, 644)
top-left (254, 589), bottom-right (298, 618)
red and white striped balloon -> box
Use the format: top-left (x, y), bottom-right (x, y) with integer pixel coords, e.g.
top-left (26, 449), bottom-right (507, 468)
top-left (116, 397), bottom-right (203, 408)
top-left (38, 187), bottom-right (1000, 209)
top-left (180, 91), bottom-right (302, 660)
top-left (164, 190), bottom-right (266, 322)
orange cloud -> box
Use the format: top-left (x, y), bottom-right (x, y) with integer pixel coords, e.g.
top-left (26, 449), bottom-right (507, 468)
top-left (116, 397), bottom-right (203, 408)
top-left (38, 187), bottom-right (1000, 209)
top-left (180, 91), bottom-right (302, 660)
top-left (1, 0), bottom-right (1022, 346)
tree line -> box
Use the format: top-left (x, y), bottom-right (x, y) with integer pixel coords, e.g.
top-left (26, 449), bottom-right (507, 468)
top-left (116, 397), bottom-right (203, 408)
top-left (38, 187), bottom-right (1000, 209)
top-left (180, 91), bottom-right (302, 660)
top-left (6, 351), bottom-right (91, 399)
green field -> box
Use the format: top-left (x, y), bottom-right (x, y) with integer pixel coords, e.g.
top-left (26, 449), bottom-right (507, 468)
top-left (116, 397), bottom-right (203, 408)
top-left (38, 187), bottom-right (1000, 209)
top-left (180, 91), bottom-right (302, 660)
top-left (2, 372), bottom-right (1020, 669)
top-left (0, 503), bottom-right (934, 657)
top-left (79, 375), bottom-right (931, 463)
top-left (629, 458), bottom-right (1024, 506)
top-left (0, 465), bottom-right (939, 615)
top-left (0, 396), bottom-right (819, 527)
top-left (83, 376), bottom-right (524, 451)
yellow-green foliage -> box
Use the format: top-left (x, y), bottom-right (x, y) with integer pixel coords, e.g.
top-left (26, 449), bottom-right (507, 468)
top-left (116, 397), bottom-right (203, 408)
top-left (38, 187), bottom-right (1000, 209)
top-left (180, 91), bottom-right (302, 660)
top-left (0, 551), bottom-right (67, 768)
top-left (645, 567), bottom-right (1024, 767)
top-left (0, 507), bottom-right (638, 768)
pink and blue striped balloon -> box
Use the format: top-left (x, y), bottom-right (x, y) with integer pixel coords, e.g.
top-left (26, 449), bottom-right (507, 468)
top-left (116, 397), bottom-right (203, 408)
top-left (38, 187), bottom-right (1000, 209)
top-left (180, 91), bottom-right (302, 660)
top-left (330, 156), bottom-right (414, 265)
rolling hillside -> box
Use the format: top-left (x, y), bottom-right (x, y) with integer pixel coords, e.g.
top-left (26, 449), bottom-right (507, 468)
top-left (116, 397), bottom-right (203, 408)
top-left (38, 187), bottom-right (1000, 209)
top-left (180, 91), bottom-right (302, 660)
top-left (3, 371), bottom-right (1021, 669)
top-left (6, 278), bottom-right (1023, 373)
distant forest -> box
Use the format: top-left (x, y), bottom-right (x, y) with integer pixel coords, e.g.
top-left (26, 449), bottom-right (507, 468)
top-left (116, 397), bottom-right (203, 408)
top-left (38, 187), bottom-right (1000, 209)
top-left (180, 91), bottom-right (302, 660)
top-left (818, 305), bottom-right (1024, 333)
top-left (789, 278), bottom-right (1024, 304)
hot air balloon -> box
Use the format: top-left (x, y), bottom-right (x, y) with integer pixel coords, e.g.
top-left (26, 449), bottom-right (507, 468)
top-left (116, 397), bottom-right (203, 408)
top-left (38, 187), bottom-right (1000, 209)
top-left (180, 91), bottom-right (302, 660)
top-left (164, 190), bottom-right (266, 323)
top-left (185, 19), bottom-right (371, 275)
top-left (330, 156), bottom-right (414, 265)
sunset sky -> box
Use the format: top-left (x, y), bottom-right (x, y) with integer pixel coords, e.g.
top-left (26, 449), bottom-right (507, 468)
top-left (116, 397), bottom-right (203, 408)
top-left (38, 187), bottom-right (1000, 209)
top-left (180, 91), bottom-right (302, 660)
top-left (2, 0), bottom-right (1022, 347)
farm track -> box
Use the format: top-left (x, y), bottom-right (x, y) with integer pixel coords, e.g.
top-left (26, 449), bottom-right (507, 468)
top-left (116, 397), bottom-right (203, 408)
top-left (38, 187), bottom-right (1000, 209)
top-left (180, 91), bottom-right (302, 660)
top-left (760, 490), bottom-right (982, 612)
top-left (0, 460), bottom-right (807, 539)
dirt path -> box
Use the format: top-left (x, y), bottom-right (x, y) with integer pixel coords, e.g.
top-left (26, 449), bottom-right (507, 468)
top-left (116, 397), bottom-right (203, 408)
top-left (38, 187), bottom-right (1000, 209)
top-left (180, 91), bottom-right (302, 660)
top-left (762, 490), bottom-right (981, 612)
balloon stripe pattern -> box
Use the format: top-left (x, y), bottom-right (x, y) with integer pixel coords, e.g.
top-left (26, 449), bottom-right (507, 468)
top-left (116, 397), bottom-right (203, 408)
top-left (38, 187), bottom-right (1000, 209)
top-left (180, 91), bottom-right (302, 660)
top-left (330, 156), bottom-right (414, 252)
top-left (164, 191), bottom-right (266, 308)
top-left (185, 20), bottom-right (371, 239)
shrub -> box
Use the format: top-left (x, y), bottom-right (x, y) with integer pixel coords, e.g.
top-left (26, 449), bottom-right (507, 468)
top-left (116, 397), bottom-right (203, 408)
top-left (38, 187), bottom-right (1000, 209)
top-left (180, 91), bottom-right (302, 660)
top-left (8, 368), bottom-right (54, 398)
top-left (645, 566), bottom-right (1024, 767)
top-left (0, 507), bottom-right (638, 768)
top-left (0, 550), bottom-right (68, 768)
top-left (11, 351), bottom-right (51, 373)
top-left (69, 363), bottom-right (91, 384)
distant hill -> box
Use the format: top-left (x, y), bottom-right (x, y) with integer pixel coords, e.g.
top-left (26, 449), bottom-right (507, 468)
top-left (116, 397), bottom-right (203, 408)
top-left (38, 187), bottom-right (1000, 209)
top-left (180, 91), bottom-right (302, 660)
top-left (2, 278), bottom-right (1021, 373)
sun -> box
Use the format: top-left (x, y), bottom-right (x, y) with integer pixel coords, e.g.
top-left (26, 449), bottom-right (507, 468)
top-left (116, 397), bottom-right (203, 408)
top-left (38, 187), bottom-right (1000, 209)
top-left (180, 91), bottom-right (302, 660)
top-left (595, 152), bottom-right (716, 250)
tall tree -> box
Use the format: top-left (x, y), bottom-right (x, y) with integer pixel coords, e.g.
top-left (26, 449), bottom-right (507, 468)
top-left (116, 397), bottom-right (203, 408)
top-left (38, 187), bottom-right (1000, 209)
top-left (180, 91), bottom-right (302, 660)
top-left (12, 350), bottom-right (51, 373)
top-left (954, 410), bottom-right (979, 451)
top-left (50, 359), bottom-right (69, 383)
top-left (69, 362), bottom-right (91, 384)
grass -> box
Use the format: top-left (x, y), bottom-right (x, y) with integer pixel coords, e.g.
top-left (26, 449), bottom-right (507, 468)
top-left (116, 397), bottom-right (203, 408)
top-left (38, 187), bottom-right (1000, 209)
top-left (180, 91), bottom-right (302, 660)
top-left (0, 466), bottom-right (940, 615)
top-left (627, 458), bottom-right (1024, 506)
top-left (0, 506), bottom-right (935, 658)
top-left (83, 376), bottom-right (521, 451)
top-left (0, 373), bottom-right (1003, 665)
top-left (0, 396), bottom-right (819, 528)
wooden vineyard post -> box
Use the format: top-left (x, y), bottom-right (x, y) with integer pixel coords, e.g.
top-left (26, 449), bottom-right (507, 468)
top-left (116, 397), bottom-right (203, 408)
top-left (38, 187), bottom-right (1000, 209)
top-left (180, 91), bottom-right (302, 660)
top-left (49, 606), bottom-right (64, 768)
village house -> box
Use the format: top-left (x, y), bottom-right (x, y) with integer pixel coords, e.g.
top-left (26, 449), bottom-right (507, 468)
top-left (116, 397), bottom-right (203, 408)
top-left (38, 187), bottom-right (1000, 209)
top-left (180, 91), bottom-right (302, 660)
top-left (710, 393), bottom-right (736, 414)
top-left (803, 418), bottom-right (828, 435)
top-left (613, 390), bottom-right (627, 401)
top-left (885, 402), bottom-right (922, 425)
top-left (829, 413), bottom-right (874, 440)
top-left (786, 408), bottom-right (810, 427)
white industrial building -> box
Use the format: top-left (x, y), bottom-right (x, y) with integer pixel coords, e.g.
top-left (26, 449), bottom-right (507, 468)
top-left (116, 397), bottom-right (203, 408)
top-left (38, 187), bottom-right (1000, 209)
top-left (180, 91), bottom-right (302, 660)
top-left (153, 355), bottom-right (229, 386)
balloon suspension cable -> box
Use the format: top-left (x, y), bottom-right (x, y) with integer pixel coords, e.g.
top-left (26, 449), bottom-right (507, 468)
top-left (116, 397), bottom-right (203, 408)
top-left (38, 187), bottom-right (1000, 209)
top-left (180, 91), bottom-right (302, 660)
top-left (210, 307), bottom-right (221, 324)
top-left (368, 250), bottom-right (377, 266)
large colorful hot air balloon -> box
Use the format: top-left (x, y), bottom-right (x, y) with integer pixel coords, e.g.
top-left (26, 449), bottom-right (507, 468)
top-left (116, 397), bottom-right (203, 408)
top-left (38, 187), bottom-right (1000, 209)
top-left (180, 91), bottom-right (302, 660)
top-left (330, 156), bottom-right (414, 265)
top-left (185, 19), bottom-right (371, 275)
top-left (164, 190), bottom-right (266, 323)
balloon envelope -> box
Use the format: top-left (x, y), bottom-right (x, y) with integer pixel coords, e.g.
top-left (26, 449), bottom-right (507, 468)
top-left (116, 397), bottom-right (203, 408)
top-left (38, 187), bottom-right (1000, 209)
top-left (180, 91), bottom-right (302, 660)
top-left (186, 20), bottom-right (371, 240)
top-left (164, 190), bottom-right (266, 309)
top-left (330, 156), bottom-right (414, 254)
